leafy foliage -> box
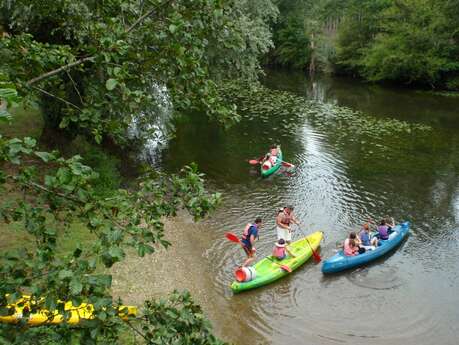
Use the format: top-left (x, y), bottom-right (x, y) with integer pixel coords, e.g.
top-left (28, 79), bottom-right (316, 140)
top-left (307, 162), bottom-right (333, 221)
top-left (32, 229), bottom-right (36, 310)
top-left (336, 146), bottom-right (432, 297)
top-left (0, 132), bottom-right (223, 343)
top-left (269, 0), bottom-right (459, 89)
top-left (0, 0), bottom-right (277, 143)
top-left (335, 0), bottom-right (459, 88)
top-left (137, 291), bottom-right (225, 345)
top-left (270, 14), bottom-right (311, 69)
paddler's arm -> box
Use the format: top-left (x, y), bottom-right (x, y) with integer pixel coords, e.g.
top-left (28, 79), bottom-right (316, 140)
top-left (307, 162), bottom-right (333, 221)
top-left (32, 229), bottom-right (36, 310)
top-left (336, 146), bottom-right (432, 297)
top-left (291, 213), bottom-right (300, 226)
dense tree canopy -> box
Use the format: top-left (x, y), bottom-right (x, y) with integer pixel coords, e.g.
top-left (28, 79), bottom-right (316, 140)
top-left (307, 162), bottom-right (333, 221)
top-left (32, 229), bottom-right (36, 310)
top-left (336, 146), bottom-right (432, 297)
top-left (268, 0), bottom-right (459, 89)
top-left (336, 0), bottom-right (459, 88)
top-left (1, 0), bottom-right (278, 143)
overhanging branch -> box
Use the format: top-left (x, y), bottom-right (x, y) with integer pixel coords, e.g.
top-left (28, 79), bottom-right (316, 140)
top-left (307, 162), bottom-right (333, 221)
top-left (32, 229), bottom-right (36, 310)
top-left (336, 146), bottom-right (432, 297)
top-left (26, 0), bottom-right (175, 87)
top-left (27, 56), bottom-right (94, 86)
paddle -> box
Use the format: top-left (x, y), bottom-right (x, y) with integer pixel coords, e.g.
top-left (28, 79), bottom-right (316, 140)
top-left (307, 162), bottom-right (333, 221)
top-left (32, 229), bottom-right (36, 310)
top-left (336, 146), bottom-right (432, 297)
top-left (248, 157), bottom-right (294, 168)
top-left (225, 232), bottom-right (292, 272)
top-left (306, 237), bottom-right (322, 263)
top-left (248, 155), bottom-right (265, 165)
top-left (281, 161), bottom-right (295, 168)
top-left (267, 257), bottom-right (292, 273)
top-left (225, 232), bottom-right (243, 245)
top-left (295, 224), bottom-right (321, 263)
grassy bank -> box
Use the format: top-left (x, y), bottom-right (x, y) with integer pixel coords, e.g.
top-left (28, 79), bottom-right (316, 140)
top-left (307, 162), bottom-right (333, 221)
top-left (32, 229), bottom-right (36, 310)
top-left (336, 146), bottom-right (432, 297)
top-left (0, 104), bottom-right (121, 255)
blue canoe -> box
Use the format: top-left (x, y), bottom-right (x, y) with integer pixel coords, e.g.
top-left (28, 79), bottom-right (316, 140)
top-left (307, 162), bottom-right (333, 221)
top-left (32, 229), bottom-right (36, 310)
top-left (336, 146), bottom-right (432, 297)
top-left (322, 222), bottom-right (410, 274)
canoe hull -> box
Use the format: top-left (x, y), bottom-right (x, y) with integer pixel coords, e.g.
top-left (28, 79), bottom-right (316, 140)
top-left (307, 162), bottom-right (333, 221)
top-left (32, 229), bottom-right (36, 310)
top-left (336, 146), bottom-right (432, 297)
top-left (322, 222), bottom-right (410, 274)
top-left (231, 231), bottom-right (323, 293)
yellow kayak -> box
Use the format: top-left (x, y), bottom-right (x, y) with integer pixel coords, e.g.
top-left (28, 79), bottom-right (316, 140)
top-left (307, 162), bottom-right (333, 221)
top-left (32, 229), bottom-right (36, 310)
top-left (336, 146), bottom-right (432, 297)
top-left (0, 295), bottom-right (136, 325)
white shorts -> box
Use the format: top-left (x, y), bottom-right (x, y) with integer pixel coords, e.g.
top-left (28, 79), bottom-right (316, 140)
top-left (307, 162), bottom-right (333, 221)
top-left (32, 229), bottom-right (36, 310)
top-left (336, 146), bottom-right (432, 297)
top-left (277, 226), bottom-right (292, 241)
top-left (361, 245), bottom-right (376, 251)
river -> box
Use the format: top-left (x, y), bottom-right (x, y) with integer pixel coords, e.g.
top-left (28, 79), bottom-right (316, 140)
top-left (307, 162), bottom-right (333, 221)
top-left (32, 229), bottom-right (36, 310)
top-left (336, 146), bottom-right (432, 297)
top-left (158, 70), bottom-right (459, 344)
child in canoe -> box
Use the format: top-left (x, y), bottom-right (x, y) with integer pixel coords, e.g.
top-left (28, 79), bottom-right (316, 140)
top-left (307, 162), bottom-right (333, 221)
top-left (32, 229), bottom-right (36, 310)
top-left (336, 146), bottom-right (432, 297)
top-left (359, 223), bottom-right (378, 249)
top-left (343, 238), bottom-right (359, 256)
top-left (377, 217), bottom-right (395, 240)
top-left (272, 238), bottom-right (296, 260)
top-left (262, 145), bottom-right (279, 170)
top-left (343, 232), bottom-right (365, 256)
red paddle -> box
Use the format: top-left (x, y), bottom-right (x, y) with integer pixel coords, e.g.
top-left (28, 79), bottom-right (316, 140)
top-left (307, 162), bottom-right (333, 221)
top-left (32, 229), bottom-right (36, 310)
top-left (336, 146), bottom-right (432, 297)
top-left (305, 237), bottom-right (321, 263)
top-left (268, 258), bottom-right (292, 273)
top-left (225, 232), bottom-right (241, 244)
top-left (225, 232), bottom-right (292, 272)
top-left (281, 161), bottom-right (295, 168)
top-left (294, 224), bottom-right (321, 262)
top-left (248, 155), bottom-right (265, 165)
top-left (248, 158), bottom-right (295, 168)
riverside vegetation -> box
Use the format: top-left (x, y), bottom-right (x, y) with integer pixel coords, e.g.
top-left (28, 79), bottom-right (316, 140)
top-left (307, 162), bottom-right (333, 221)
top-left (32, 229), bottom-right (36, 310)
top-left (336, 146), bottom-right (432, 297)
top-left (268, 0), bottom-right (459, 90)
top-left (0, 0), bottom-right (455, 344)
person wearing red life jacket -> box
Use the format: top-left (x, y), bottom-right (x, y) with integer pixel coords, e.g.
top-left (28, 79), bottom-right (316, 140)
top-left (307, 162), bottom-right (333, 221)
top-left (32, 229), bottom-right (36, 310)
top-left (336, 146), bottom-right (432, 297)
top-left (276, 205), bottom-right (300, 244)
top-left (240, 217), bottom-right (263, 266)
top-left (262, 144), bottom-right (280, 170)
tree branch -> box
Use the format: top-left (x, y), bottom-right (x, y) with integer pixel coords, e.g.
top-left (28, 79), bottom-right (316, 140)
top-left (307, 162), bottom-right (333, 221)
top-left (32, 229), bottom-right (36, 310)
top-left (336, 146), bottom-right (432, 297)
top-left (25, 0), bottom-right (174, 87)
top-left (124, 320), bottom-right (150, 343)
top-left (26, 181), bottom-right (83, 204)
top-left (30, 85), bottom-right (82, 111)
top-left (126, 0), bottom-right (175, 33)
top-left (66, 70), bottom-right (84, 105)
top-left (27, 56), bottom-right (94, 86)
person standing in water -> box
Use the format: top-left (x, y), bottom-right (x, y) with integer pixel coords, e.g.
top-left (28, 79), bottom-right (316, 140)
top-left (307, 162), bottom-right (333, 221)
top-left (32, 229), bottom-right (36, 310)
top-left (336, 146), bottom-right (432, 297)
top-left (240, 217), bottom-right (263, 267)
top-left (276, 206), bottom-right (300, 244)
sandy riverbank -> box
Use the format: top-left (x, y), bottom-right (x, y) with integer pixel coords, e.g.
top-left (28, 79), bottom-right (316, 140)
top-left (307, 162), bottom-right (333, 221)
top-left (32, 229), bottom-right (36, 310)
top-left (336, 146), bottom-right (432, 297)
top-left (110, 216), bottom-right (259, 344)
top-left (111, 216), bottom-right (213, 306)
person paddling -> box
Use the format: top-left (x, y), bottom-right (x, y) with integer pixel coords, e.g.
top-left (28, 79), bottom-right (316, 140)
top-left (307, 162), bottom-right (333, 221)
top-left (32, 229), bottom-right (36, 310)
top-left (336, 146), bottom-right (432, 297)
top-left (377, 218), bottom-right (395, 240)
top-left (276, 205), bottom-right (300, 244)
top-left (262, 144), bottom-right (279, 170)
top-left (240, 217), bottom-right (263, 267)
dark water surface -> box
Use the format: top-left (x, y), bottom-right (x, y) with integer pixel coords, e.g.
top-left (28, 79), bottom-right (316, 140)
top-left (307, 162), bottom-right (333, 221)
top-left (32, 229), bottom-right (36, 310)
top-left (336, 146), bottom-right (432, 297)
top-left (161, 70), bottom-right (459, 344)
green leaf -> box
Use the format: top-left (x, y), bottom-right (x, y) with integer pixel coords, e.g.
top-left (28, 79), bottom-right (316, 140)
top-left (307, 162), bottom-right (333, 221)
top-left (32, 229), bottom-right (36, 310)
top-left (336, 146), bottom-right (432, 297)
top-left (69, 278), bottom-right (83, 295)
top-left (168, 24), bottom-right (177, 34)
top-left (58, 270), bottom-right (73, 280)
top-left (105, 78), bottom-right (118, 91)
top-left (35, 151), bottom-right (54, 162)
top-left (108, 246), bottom-right (124, 261)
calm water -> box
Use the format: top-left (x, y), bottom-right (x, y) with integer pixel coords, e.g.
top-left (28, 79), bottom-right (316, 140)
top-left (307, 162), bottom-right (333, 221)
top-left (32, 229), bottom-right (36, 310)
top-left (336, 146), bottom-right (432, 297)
top-left (161, 70), bottom-right (459, 344)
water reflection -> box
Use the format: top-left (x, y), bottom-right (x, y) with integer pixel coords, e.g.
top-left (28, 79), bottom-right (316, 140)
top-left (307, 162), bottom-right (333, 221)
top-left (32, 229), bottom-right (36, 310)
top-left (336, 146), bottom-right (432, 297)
top-left (263, 69), bottom-right (459, 129)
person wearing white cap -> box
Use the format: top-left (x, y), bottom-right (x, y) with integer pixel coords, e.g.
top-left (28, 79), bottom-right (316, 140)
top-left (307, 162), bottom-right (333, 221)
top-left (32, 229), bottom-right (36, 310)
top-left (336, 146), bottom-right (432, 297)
top-left (272, 238), bottom-right (296, 260)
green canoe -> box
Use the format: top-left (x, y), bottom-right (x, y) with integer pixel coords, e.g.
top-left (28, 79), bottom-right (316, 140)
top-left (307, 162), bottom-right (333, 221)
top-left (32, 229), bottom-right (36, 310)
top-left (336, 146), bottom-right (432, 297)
top-left (260, 147), bottom-right (283, 177)
top-left (231, 231), bottom-right (323, 293)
